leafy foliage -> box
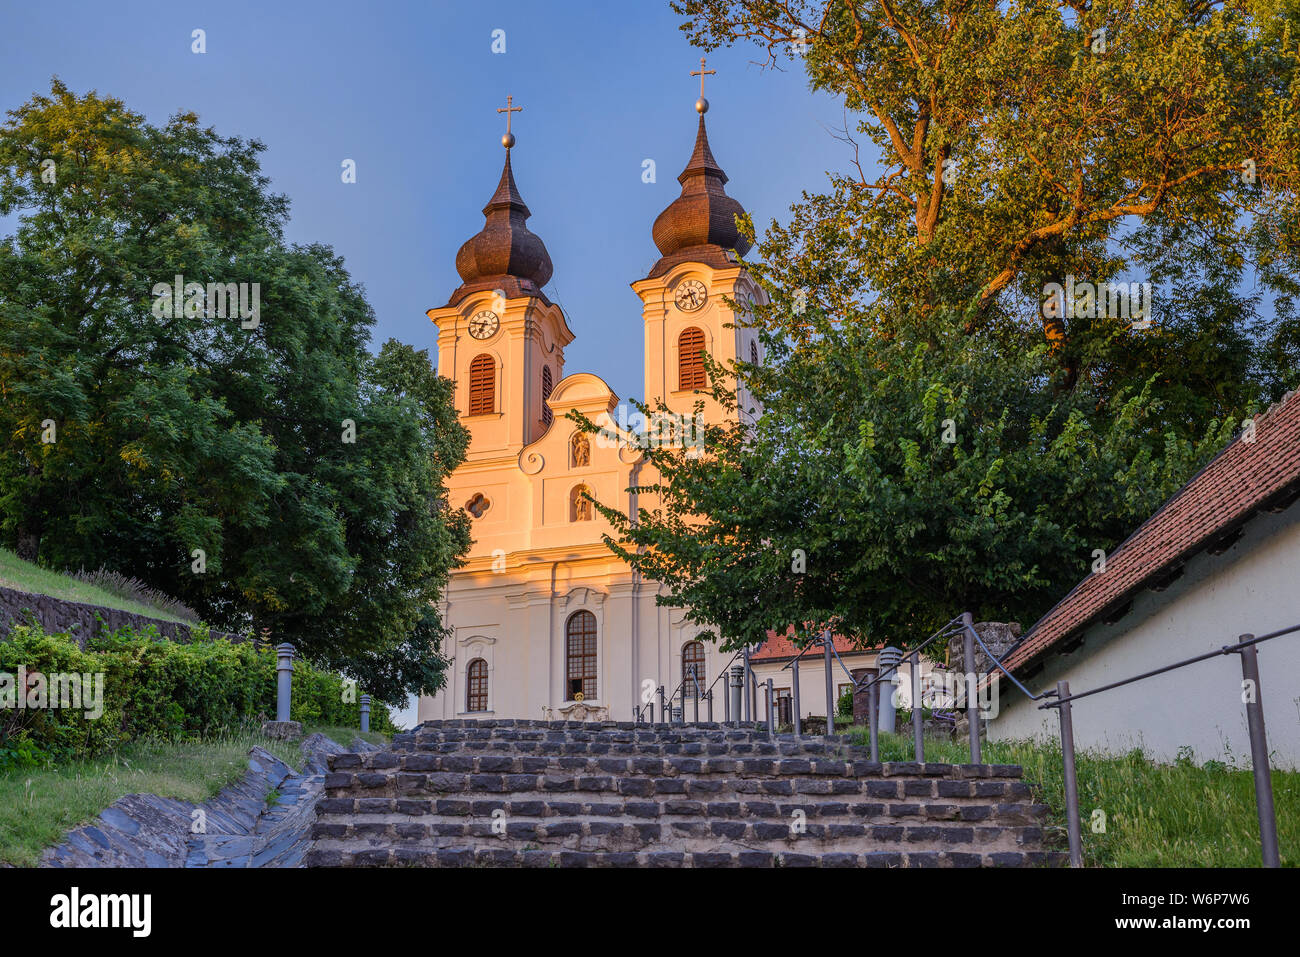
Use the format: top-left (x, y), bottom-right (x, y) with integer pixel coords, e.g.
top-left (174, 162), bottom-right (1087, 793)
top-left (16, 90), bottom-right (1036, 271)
top-left (0, 81), bottom-right (471, 703)
top-left (0, 624), bottom-right (395, 768)
top-left (575, 0), bottom-right (1299, 652)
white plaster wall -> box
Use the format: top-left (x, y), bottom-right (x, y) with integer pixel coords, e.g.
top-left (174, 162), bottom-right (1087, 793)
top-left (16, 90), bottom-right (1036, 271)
top-left (988, 506), bottom-right (1300, 769)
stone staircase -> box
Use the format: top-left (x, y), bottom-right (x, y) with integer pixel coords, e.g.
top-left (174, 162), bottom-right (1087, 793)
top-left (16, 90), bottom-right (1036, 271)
top-left (306, 720), bottom-right (1062, 868)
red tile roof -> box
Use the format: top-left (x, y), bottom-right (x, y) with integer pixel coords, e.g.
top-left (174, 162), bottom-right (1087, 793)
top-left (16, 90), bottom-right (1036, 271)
top-left (1003, 390), bottom-right (1300, 673)
top-left (751, 628), bottom-right (873, 662)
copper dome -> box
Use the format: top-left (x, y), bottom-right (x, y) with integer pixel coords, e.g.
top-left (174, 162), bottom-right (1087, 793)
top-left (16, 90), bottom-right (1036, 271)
top-left (448, 150), bottom-right (553, 306)
top-left (648, 115), bottom-right (750, 278)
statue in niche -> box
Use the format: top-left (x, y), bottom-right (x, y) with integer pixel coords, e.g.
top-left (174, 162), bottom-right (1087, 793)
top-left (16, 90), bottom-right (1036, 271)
top-left (571, 432), bottom-right (590, 468)
top-left (571, 484), bottom-right (593, 522)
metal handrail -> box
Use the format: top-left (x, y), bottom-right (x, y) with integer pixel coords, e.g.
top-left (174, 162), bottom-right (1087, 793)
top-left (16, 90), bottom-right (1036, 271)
top-left (702, 649), bottom-right (742, 696)
top-left (778, 637), bottom-right (825, 672)
top-left (1034, 622), bottom-right (1300, 709)
top-left (852, 616), bottom-right (963, 697)
top-left (1029, 620), bottom-right (1300, 868)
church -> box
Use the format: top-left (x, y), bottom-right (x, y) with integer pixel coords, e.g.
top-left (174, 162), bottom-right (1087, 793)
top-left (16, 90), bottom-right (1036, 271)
top-left (417, 77), bottom-right (772, 724)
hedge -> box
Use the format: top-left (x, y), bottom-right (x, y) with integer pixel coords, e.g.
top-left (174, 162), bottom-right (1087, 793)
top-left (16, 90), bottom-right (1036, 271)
top-left (0, 624), bottom-right (394, 769)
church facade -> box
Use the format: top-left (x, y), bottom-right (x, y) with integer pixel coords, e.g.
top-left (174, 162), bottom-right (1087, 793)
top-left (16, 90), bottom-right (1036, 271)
top-left (417, 91), bottom-right (769, 724)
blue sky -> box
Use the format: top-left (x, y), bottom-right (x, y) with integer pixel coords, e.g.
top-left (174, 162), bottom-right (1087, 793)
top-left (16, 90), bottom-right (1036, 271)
top-left (1, 0), bottom-right (851, 404)
top-left (1, 0), bottom-right (854, 725)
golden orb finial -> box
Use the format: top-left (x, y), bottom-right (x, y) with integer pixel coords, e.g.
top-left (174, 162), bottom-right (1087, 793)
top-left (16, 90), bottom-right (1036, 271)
top-left (690, 56), bottom-right (716, 111)
top-left (497, 94), bottom-right (522, 149)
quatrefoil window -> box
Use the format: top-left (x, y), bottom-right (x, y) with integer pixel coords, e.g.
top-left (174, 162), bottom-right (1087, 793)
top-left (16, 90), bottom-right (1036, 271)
top-left (465, 493), bottom-right (491, 519)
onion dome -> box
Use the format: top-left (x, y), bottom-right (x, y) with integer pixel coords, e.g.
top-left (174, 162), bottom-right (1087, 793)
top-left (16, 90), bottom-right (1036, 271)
top-left (648, 108), bottom-right (751, 278)
top-left (448, 147), bottom-right (553, 306)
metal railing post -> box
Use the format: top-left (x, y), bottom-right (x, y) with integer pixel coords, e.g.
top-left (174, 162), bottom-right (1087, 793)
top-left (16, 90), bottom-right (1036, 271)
top-left (765, 679), bottom-right (775, 737)
top-left (1057, 681), bottom-right (1083, 868)
top-left (961, 612), bottom-right (982, 763)
top-left (823, 632), bottom-right (836, 735)
top-left (657, 686), bottom-right (666, 725)
top-left (692, 669), bottom-right (700, 723)
top-left (911, 651), bottom-right (924, 762)
top-left (867, 672), bottom-right (879, 761)
top-left (743, 648), bottom-right (753, 723)
top-left (1238, 638), bottom-right (1280, 867)
top-left (792, 656), bottom-right (802, 736)
top-left (706, 689), bottom-right (713, 723)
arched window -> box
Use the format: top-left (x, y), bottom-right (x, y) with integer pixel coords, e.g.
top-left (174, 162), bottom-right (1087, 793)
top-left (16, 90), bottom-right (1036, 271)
top-left (541, 365), bottom-right (553, 427)
top-left (565, 611), bottom-right (597, 700)
top-left (468, 354), bottom-right (495, 416)
top-left (571, 484), bottom-right (593, 522)
top-left (570, 432), bottom-right (589, 468)
top-left (678, 327), bottom-right (707, 391)
top-left (682, 640), bottom-right (706, 699)
top-left (466, 658), bottom-right (488, 712)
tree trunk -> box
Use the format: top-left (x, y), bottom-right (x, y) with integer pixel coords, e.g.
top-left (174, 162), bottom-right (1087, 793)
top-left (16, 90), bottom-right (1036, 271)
top-left (16, 522), bottom-right (40, 562)
top-left (16, 466), bottom-right (43, 562)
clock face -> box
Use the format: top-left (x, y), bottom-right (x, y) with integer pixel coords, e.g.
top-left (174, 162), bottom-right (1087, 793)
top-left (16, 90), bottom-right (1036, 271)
top-left (674, 279), bottom-right (707, 312)
top-left (468, 310), bottom-right (499, 339)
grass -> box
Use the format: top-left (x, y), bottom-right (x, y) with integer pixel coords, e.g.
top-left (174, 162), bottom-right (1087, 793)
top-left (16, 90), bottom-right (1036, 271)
top-left (0, 724), bottom-right (390, 867)
top-left (309, 725), bottom-right (392, 749)
top-left (0, 547), bottom-right (193, 625)
top-left (846, 727), bottom-right (1300, 867)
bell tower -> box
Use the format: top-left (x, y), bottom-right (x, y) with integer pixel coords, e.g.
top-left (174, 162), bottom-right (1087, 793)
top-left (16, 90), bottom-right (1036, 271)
top-left (630, 60), bottom-right (765, 425)
top-left (428, 96), bottom-right (573, 460)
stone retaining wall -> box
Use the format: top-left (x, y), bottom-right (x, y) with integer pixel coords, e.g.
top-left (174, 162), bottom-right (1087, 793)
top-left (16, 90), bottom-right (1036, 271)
top-left (0, 584), bottom-right (243, 646)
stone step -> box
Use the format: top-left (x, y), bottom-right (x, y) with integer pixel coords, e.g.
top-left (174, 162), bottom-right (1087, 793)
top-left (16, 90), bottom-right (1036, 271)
top-left (310, 814), bottom-right (1048, 852)
top-left (401, 741), bottom-right (876, 758)
top-left (315, 794), bottom-right (1048, 822)
top-left (307, 846), bottom-right (1066, 868)
top-left (328, 752), bottom-right (1027, 787)
top-left (392, 721), bottom-right (817, 750)
top-left (310, 723), bottom-right (1056, 868)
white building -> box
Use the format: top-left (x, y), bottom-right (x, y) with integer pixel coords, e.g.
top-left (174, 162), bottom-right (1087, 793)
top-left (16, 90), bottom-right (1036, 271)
top-left (419, 94), bottom-right (777, 724)
top-left (989, 390), bottom-right (1300, 768)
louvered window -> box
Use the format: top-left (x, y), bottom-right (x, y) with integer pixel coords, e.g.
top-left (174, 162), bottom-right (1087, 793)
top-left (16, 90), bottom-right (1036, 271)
top-left (541, 365), bottom-right (553, 426)
top-left (468, 354), bottom-right (494, 415)
top-left (678, 327), bottom-right (707, 391)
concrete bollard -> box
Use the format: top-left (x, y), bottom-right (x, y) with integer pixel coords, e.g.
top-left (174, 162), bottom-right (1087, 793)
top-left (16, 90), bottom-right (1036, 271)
top-left (877, 646), bottom-right (903, 735)
top-left (729, 665), bottom-right (744, 727)
top-left (275, 643), bottom-right (295, 723)
top-left (360, 694), bottom-right (371, 733)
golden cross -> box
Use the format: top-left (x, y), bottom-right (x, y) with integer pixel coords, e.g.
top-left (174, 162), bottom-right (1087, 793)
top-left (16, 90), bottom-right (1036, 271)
top-left (497, 94), bottom-right (522, 136)
top-left (690, 57), bottom-right (715, 97)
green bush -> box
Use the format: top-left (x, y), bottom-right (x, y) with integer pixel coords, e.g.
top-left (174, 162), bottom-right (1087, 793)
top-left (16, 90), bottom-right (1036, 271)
top-left (837, 687), bottom-right (854, 719)
top-left (0, 624), bottom-right (394, 766)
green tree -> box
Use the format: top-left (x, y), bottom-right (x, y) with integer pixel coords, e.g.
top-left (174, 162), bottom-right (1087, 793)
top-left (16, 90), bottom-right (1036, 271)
top-left (0, 81), bottom-right (470, 703)
top-left (674, 0), bottom-right (1300, 373)
top-left (573, 0), bottom-right (1300, 651)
